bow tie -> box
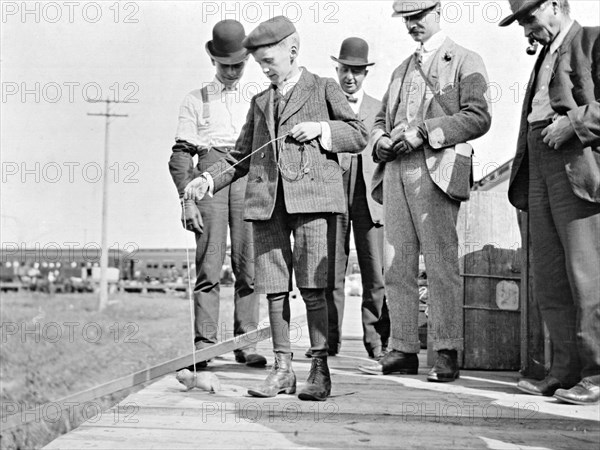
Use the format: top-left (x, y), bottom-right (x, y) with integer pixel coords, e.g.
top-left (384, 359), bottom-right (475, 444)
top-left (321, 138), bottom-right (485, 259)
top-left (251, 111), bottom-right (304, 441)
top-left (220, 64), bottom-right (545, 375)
top-left (346, 95), bottom-right (358, 103)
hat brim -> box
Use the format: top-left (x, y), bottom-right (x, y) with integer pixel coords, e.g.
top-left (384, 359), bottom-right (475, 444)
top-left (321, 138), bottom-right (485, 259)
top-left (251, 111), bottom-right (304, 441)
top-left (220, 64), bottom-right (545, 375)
top-left (499, 1), bottom-right (544, 27)
top-left (205, 41), bottom-right (248, 65)
top-left (392, 9), bottom-right (427, 17)
top-left (330, 56), bottom-right (375, 67)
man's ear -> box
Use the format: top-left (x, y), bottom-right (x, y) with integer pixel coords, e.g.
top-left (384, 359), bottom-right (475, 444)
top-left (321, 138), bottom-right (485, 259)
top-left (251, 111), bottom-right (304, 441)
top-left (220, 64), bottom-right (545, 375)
top-left (364, 69), bottom-right (369, 78)
top-left (210, 58), bottom-right (216, 67)
top-left (290, 46), bottom-right (298, 62)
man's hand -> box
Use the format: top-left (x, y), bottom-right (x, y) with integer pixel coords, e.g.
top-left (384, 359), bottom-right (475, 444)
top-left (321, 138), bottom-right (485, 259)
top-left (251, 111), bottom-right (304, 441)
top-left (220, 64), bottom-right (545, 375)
top-left (392, 127), bottom-right (424, 155)
top-left (184, 175), bottom-right (209, 202)
top-left (181, 200), bottom-right (204, 234)
top-left (542, 116), bottom-right (576, 150)
top-left (289, 122), bottom-right (322, 142)
top-left (375, 136), bottom-right (397, 162)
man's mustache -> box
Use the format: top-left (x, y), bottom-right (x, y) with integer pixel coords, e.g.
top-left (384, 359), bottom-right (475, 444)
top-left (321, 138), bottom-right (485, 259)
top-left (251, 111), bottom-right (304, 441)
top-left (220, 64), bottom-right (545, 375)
top-left (409, 26), bottom-right (423, 34)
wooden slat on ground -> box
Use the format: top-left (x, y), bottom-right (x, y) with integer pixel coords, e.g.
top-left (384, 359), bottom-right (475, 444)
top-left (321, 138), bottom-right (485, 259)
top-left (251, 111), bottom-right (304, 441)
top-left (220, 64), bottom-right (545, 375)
top-left (44, 295), bottom-right (599, 450)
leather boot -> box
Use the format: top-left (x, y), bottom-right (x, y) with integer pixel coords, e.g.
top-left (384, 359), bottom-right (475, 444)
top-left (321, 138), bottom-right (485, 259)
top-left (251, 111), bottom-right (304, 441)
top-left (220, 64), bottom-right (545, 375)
top-left (427, 349), bottom-right (460, 382)
top-left (247, 353), bottom-right (296, 398)
top-left (298, 356), bottom-right (331, 401)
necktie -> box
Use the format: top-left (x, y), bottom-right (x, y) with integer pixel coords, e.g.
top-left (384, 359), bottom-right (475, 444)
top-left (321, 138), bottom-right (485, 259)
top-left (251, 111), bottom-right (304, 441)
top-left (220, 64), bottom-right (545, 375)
top-left (346, 95), bottom-right (358, 103)
top-left (414, 44), bottom-right (424, 66)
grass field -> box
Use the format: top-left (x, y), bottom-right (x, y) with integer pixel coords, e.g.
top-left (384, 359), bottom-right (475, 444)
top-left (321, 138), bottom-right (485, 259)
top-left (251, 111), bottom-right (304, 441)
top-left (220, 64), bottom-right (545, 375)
top-left (0, 288), bottom-right (261, 449)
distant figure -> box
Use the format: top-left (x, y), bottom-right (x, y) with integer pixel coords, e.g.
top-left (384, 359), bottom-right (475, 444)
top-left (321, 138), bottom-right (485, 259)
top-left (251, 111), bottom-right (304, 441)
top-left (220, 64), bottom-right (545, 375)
top-left (313, 37), bottom-right (390, 361)
top-left (185, 16), bottom-right (368, 401)
top-left (169, 20), bottom-right (266, 368)
top-left (359, 0), bottom-right (491, 382)
top-left (500, 0), bottom-right (600, 405)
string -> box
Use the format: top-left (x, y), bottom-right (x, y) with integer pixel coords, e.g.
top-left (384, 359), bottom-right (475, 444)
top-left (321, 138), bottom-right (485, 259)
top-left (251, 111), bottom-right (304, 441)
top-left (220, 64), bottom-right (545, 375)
top-left (181, 199), bottom-right (197, 381)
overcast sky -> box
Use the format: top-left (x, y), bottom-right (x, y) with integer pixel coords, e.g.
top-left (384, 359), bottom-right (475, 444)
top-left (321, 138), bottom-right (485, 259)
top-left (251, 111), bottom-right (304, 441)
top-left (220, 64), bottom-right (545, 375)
top-left (2, 0), bottom-right (599, 250)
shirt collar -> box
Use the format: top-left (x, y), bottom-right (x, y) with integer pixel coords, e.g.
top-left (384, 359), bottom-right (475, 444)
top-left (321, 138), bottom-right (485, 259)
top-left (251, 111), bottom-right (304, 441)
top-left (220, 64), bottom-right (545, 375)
top-left (212, 76), bottom-right (239, 92)
top-left (419, 30), bottom-right (447, 54)
top-left (549, 19), bottom-right (574, 55)
top-left (276, 68), bottom-right (303, 96)
top-left (345, 88), bottom-right (364, 102)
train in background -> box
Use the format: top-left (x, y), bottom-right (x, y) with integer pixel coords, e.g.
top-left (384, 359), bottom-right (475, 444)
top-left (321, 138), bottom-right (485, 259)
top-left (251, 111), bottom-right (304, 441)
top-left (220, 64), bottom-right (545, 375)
top-left (0, 247), bottom-right (234, 292)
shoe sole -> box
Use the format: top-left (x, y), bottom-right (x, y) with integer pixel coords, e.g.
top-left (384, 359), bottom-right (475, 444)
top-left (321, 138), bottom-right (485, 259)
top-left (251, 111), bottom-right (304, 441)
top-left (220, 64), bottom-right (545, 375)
top-left (358, 366), bottom-right (418, 376)
top-left (298, 391), bottom-right (331, 402)
top-left (427, 372), bottom-right (460, 382)
top-left (247, 387), bottom-right (296, 398)
top-left (516, 385), bottom-right (554, 396)
top-left (553, 393), bottom-right (600, 405)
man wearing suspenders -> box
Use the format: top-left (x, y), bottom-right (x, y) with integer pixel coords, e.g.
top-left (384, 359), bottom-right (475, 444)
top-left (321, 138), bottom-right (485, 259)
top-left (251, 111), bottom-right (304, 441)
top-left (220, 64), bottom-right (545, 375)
top-left (169, 20), bottom-right (266, 368)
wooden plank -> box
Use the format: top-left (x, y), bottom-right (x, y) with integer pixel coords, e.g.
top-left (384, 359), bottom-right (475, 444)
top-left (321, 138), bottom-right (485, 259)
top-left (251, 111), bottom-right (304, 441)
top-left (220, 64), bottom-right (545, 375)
top-left (3, 317), bottom-right (304, 431)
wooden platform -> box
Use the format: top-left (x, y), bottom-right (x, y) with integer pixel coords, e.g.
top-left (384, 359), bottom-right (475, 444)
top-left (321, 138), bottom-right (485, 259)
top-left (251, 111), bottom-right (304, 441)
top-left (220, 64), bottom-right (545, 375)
top-left (45, 295), bottom-right (599, 449)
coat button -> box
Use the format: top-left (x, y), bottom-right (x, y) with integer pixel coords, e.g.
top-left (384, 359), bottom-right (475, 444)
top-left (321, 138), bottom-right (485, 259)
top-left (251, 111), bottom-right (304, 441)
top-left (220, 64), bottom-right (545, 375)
top-left (260, 153), bottom-right (265, 158)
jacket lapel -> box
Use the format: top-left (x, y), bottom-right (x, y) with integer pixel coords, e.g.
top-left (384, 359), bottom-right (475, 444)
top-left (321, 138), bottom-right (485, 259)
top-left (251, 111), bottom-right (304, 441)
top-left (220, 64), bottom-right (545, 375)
top-left (551, 21), bottom-right (581, 81)
top-left (422, 38), bottom-right (453, 116)
top-left (278, 69), bottom-right (315, 127)
top-left (255, 90), bottom-right (276, 143)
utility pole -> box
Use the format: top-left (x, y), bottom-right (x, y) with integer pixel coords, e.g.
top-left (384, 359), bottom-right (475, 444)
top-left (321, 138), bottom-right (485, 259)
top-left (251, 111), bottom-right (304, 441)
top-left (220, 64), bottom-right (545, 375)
top-left (88, 99), bottom-right (129, 311)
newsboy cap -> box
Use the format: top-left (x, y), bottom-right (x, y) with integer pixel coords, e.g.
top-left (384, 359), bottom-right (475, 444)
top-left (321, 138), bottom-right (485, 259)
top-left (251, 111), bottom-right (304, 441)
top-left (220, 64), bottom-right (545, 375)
top-left (499, 0), bottom-right (547, 27)
top-left (205, 20), bottom-right (248, 65)
top-left (242, 15), bottom-right (296, 50)
top-left (392, 0), bottom-right (439, 17)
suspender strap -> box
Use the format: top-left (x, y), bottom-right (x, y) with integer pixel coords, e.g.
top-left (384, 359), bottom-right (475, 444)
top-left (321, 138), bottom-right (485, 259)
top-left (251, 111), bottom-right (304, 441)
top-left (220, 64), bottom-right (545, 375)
top-left (200, 86), bottom-right (210, 120)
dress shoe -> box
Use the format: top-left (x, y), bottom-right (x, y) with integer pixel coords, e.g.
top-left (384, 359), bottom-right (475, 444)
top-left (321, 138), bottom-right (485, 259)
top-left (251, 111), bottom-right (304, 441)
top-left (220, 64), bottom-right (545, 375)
top-left (298, 356), bottom-right (331, 401)
top-left (234, 349), bottom-right (267, 367)
top-left (358, 350), bottom-right (418, 375)
top-left (554, 378), bottom-right (600, 405)
top-left (517, 376), bottom-right (563, 396)
top-left (427, 349), bottom-right (459, 382)
top-left (247, 353), bottom-right (296, 398)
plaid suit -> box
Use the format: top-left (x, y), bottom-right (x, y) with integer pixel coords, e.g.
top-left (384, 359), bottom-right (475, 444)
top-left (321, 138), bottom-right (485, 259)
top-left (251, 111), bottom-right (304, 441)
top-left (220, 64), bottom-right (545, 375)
top-left (207, 69), bottom-right (368, 293)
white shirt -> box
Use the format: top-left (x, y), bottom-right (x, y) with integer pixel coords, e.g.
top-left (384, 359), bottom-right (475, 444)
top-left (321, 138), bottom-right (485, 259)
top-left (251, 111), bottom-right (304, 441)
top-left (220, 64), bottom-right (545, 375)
top-left (417, 30), bottom-right (447, 65)
top-left (528, 20), bottom-right (574, 123)
top-left (175, 77), bottom-right (249, 148)
top-left (345, 88), bottom-right (364, 115)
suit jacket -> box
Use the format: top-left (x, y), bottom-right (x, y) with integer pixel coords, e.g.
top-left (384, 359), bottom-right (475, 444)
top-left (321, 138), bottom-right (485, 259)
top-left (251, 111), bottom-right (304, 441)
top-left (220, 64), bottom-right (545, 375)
top-left (206, 69), bottom-right (368, 221)
top-left (508, 22), bottom-right (600, 211)
top-left (371, 37), bottom-right (491, 203)
top-left (338, 93), bottom-right (384, 224)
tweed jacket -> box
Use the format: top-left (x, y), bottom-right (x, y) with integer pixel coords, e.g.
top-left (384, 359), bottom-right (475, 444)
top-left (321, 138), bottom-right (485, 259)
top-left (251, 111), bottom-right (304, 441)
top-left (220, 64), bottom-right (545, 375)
top-left (338, 93), bottom-right (384, 224)
top-left (508, 22), bottom-right (600, 211)
top-left (206, 69), bottom-right (368, 221)
top-left (371, 37), bottom-right (491, 203)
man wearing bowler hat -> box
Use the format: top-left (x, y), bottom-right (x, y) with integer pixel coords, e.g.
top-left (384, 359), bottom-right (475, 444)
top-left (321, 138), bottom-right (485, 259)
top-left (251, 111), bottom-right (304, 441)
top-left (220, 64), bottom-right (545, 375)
top-left (185, 16), bottom-right (368, 401)
top-left (500, 0), bottom-right (600, 404)
top-left (169, 19), bottom-right (266, 369)
top-left (359, 1), bottom-right (491, 381)
top-left (310, 37), bottom-right (390, 361)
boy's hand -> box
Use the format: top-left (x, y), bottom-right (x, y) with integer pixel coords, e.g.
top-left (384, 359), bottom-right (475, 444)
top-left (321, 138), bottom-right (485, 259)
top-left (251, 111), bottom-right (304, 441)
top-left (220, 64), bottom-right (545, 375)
top-left (289, 122), bottom-right (322, 142)
top-left (184, 175), bottom-right (209, 202)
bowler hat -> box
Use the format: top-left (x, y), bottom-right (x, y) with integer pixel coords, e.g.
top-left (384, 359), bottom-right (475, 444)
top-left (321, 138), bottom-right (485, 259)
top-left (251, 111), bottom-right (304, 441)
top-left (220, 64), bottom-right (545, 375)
top-left (499, 0), bottom-right (547, 27)
top-left (331, 37), bottom-right (375, 67)
top-left (243, 16), bottom-right (296, 50)
top-left (392, 0), bottom-right (439, 17)
top-left (205, 20), bottom-right (248, 64)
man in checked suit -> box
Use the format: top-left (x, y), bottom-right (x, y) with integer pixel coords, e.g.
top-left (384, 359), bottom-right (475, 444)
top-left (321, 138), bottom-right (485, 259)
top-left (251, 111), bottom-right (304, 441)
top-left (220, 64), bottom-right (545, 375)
top-left (311, 37), bottom-right (390, 361)
top-left (359, 0), bottom-right (491, 382)
top-left (500, 0), bottom-right (600, 405)
top-left (185, 16), bottom-right (368, 401)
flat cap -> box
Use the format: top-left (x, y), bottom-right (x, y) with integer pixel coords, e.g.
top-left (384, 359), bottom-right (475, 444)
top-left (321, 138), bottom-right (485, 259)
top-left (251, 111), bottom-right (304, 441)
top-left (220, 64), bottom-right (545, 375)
top-left (392, 0), bottom-right (439, 17)
top-left (243, 15), bottom-right (296, 50)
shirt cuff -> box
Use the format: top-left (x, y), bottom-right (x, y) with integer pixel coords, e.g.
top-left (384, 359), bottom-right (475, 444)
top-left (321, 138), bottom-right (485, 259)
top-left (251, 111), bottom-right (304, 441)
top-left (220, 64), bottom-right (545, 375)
top-left (319, 122), bottom-right (332, 151)
top-left (202, 172), bottom-right (214, 198)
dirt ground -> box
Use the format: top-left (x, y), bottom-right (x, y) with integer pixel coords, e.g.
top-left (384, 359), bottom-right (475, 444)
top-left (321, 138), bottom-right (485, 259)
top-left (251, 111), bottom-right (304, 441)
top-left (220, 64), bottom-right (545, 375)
top-left (0, 288), bottom-right (257, 449)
